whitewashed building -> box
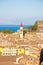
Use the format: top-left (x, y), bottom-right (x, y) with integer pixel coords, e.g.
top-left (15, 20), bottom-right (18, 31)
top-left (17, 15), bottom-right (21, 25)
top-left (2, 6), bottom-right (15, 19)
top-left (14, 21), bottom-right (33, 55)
top-left (2, 47), bottom-right (17, 56)
top-left (25, 48), bottom-right (30, 55)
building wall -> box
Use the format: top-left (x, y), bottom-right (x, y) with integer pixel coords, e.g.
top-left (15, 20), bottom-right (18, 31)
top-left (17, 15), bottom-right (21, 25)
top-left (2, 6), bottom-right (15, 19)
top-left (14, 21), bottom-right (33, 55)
top-left (37, 21), bottom-right (43, 32)
top-left (0, 47), bottom-right (43, 65)
top-left (2, 47), bottom-right (17, 56)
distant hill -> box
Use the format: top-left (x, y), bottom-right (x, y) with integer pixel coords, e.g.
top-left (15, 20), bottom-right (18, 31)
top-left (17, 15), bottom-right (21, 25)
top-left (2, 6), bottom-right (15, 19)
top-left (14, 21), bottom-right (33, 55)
top-left (26, 22), bottom-right (37, 32)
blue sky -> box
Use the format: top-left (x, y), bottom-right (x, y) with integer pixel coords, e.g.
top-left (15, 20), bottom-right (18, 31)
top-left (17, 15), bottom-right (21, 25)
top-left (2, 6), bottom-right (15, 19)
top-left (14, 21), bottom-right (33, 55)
top-left (0, 0), bottom-right (43, 25)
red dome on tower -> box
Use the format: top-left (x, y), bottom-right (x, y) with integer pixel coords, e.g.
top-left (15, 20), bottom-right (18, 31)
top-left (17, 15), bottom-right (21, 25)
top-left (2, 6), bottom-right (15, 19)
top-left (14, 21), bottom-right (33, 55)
top-left (20, 23), bottom-right (23, 27)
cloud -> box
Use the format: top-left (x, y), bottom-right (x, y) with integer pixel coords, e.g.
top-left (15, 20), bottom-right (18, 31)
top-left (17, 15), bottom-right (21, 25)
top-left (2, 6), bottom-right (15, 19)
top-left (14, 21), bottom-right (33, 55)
top-left (0, 18), bottom-right (15, 25)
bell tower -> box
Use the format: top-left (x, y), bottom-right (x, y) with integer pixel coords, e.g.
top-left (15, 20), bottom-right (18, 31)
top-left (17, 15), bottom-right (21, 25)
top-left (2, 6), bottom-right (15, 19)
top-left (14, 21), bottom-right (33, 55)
top-left (20, 23), bottom-right (23, 39)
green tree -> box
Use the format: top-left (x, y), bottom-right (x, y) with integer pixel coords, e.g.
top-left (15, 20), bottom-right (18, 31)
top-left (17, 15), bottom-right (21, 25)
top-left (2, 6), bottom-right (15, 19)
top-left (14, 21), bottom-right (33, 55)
top-left (3, 30), bottom-right (13, 33)
top-left (23, 30), bottom-right (27, 36)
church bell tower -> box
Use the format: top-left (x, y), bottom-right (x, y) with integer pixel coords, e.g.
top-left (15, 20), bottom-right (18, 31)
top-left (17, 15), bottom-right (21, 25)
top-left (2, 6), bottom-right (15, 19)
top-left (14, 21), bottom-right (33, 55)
top-left (20, 23), bottom-right (23, 39)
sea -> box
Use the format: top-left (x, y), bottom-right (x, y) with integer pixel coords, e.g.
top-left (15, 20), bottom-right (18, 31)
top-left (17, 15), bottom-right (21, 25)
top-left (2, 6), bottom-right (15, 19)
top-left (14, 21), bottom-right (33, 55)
top-left (0, 25), bottom-right (28, 32)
